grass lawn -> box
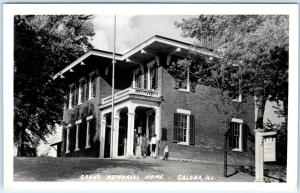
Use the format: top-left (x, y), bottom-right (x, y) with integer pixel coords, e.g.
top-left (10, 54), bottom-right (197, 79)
top-left (14, 157), bottom-right (258, 182)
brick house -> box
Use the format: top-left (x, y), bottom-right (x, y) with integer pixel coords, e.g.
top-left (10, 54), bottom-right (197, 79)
top-left (54, 35), bottom-right (255, 165)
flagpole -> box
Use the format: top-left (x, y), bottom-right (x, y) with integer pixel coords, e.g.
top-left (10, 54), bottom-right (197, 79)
top-left (111, 15), bottom-right (116, 158)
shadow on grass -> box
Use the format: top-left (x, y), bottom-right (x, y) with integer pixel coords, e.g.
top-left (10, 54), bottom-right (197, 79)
top-left (14, 157), bottom-right (160, 181)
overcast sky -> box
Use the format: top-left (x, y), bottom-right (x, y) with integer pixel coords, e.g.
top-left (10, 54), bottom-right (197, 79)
top-left (90, 15), bottom-right (284, 124)
top-left (91, 15), bottom-right (195, 53)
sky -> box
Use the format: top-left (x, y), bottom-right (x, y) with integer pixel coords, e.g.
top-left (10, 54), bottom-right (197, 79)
top-left (90, 15), bottom-right (195, 53)
top-left (90, 15), bottom-right (284, 125)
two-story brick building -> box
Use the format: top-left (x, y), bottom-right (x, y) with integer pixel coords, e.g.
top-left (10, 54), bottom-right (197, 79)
top-left (54, 35), bottom-right (255, 165)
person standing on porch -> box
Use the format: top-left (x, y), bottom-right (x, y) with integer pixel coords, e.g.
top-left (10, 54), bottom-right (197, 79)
top-left (133, 129), bottom-right (137, 155)
top-left (135, 134), bottom-right (142, 159)
top-left (150, 134), bottom-right (157, 158)
top-left (141, 134), bottom-right (148, 158)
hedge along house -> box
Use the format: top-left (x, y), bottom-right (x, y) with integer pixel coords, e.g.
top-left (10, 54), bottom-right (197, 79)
top-left (54, 35), bottom-right (255, 165)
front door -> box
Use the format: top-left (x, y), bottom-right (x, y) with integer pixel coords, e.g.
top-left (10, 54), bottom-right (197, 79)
top-left (104, 126), bottom-right (111, 158)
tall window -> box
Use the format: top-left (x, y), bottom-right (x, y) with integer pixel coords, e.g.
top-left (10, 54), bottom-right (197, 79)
top-left (85, 116), bottom-right (95, 149)
top-left (176, 114), bottom-right (187, 142)
top-left (173, 109), bottom-right (195, 145)
top-left (90, 75), bottom-right (96, 98)
top-left (79, 80), bottom-right (85, 103)
top-left (133, 61), bottom-right (158, 90)
top-left (149, 66), bottom-right (158, 90)
top-left (228, 119), bottom-right (243, 151)
top-left (85, 81), bottom-right (89, 100)
top-left (71, 85), bottom-right (77, 107)
top-left (177, 66), bottom-right (190, 91)
top-left (134, 69), bottom-right (142, 88)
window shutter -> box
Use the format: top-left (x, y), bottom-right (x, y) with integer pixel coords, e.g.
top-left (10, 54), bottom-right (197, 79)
top-left (154, 67), bottom-right (158, 90)
top-left (189, 115), bottom-right (195, 145)
top-left (227, 123), bottom-right (233, 150)
top-left (173, 113), bottom-right (179, 142)
top-left (85, 82), bottom-right (89, 100)
top-left (75, 86), bottom-right (78, 105)
top-left (81, 83), bottom-right (85, 102)
top-left (242, 125), bottom-right (248, 152)
top-left (90, 76), bottom-right (96, 97)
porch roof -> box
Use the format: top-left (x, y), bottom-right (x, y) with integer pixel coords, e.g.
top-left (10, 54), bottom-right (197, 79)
top-left (53, 35), bottom-right (219, 80)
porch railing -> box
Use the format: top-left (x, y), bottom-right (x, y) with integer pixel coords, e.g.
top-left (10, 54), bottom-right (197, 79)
top-left (101, 87), bottom-right (159, 105)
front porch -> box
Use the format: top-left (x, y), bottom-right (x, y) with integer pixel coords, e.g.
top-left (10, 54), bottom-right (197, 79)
top-left (99, 93), bottom-right (161, 159)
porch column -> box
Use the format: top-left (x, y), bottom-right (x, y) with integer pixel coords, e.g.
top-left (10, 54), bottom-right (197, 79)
top-left (126, 108), bottom-right (135, 157)
top-left (146, 113), bottom-right (149, 139)
top-left (65, 124), bottom-right (71, 153)
top-left (99, 117), bottom-right (106, 158)
top-left (85, 120), bottom-right (90, 149)
top-left (155, 107), bottom-right (161, 139)
top-left (112, 113), bottom-right (120, 158)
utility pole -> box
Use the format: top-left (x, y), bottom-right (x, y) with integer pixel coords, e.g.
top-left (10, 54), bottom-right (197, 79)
top-left (110, 15), bottom-right (116, 158)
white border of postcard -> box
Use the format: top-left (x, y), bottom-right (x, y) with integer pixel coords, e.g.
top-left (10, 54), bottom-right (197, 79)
top-left (3, 3), bottom-right (299, 191)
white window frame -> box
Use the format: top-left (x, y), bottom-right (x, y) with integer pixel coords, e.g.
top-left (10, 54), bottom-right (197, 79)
top-left (147, 60), bottom-right (155, 90)
top-left (69, 83), bottom-right (77, 109)
top-left (178, 66), bottom-right (190, 92)
top-left (176, 109), bottom-right (191, 145)
top-left (132, 67), bottom-right (143, 89)
top-left (230, 118), bottom-right (243, 152)
top-left (88, 71), bottom-right (96, 100)
top-left (85, 115), bottom-right (94, 149)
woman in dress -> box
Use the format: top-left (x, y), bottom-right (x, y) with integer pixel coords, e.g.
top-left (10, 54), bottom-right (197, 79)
top-left (135, 133), bottom-right (142, 159)
top-left (141, 134), bottom-right (148, 158)
top-left (150, 134), bottom-right (157, 158)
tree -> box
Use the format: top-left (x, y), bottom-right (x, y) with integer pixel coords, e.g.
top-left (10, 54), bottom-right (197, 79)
top-left (14, 15), bottom-right (95, 156)
top-left (175, 15), bottom-right (289, 129)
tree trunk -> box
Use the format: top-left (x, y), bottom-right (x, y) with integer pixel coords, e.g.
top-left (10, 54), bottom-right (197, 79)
top-left (17, 130), bottom-right (25, 157)
top-left (256, 95), bottom-right (268, 129)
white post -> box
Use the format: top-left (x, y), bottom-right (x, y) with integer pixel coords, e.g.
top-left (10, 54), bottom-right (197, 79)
top-left (126, 108), bottom-right (135, 157)
top-left (66, 126), bottom-right (71, 153)
top-left (110, 15), bottom-right (117, 159)
top-left (254, 129), bottom-right (264, 182)
top-left (88, 76), bottom-right (92, 99)
top-left (74, 120), bottom-right (82, 152)
top-left (112, 113), bottom-right (120, 158)
top-left (146, 113), bottom-right (149, 139)
top-left (99, 117), bottom-right (106, 158)
top-left (155, 108), bottom-right (161, 139)
top-left (85, 120), bottom-right (90, 149)
top-left (68, 87), bottom-right (72, 109)
top-left (254, 129), bottom-right (277, 182)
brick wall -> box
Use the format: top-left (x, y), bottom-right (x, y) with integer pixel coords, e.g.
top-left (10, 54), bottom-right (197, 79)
top-left (159, 64), bottom-right (255, 166)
